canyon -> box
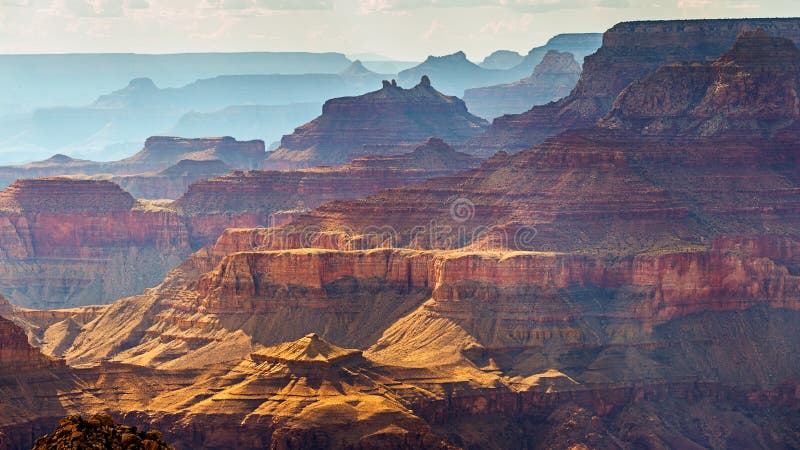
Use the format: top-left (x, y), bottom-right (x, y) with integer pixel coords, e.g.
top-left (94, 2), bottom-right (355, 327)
top-left (0, 139), bottom-right (480, 309)
top-left (1, 19), bottom-right (800, 450)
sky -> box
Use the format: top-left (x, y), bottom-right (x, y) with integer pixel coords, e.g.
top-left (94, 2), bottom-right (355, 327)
top-left (0, 0), bottom-right (798, 61)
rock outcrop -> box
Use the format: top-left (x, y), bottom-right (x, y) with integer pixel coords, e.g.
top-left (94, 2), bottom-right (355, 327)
top-left (509, 33), bottom-right (602, 75)
top-left (0, 136), bottom-right (262, 191)
top-left (264, 78), bottom-right (488, 168)
top-left (464, 50), bottom-right (582, 119)
top-left (466, 18), bottom-right (800, 156)
top-left (479, 50), bottom-right (523, 70)
top-left (33, 415), bottom-right (173, 450)
top-left (338, 59), bottom-right (390, 91)
top-left (113, 136), bottom-right (265, 172)
top-left (0, 140), bottom-right (478, 308)
top-left (0, 315), bottom-right (62, 371)
top-left (0, 178), bottom-right (190, 309)
top-left (109, 159), bottom-right (233, 200)
top-left (396, 51), bottom-right (513, 96)
top-left (603, 28), bottom-right (800, 137)
top-left (175, 138), bottom-right (480, 246)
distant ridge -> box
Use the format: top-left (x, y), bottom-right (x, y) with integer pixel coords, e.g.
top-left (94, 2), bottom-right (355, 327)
top-left (266, 76), bottom-right (488, 168)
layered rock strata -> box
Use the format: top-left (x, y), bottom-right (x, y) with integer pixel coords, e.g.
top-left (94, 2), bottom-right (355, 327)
top-left (176, 138), bottom-right (479, 247)
top-left (0, 178), bottom-right (191, 309)
top-left (0, 140), bottom-right (479, 308)
top-left (107, 159), bottom-right (234, 200)
top-left (467, 18), bottom-right (800, 155)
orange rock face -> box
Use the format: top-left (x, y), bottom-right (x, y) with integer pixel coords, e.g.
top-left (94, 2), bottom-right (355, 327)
top-left (0, 315), bottom-right (62, 371)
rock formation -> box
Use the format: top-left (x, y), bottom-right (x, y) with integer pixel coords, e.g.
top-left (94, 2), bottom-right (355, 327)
top-left (33, 415), bottom-right (173, 450)
top-left (113, 136), bottom-right (265, 172)
top-left (508, 33), bottom-right (602, 76)
top-left (396, 51), bottom-right (514, 96)
top-left (0, 140), bottom-right (478, 308)
top-left (0, 178), bottom-right (191, 309)
top-left (603, 28), bottom-right (800, 137)
top-left (464, 50), bottom-right (582, 119)
top-left (109, 159), bottom-right (233, 200)
top-left (478, 50), bottom-right (523, 70)
top-left (0, 136), bottom-right (262, 191)
top-left (0, 315), bottom-right (62, 371)
top-left (265, 78), bottom-right (488, 168)
top-left (175, 138), bottom-right (480, 246)
top-left (466, 18), bottom-right (800, 156)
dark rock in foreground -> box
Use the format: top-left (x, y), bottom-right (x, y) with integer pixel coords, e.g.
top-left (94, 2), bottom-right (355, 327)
top-left (33, 414), bottom-right (172, 450)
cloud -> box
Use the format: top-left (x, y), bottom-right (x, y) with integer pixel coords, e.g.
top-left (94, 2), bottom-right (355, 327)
top-left (497, 0), bottom-right (589, 12)
top-left (359, 0), bottom-right (613, 13)
top-left (204, 0), bottom-right (251, 8)
top-left (0, 0), bottom-right (32, 6)
top-left (480, 12), bottom-right (534, 34)
top-left (255, 0), bottom-right (332, 9)
top-left (597, 0), bottom-right (629, 7)
top-left (677, 0), bottom-right (711, 7)
top-left (359, 0), bottom-right (491, 14)
top-left (423, 18), bottom-right (440, 39)
top-left (205, 0), bottom-right (332, 9)
top-left (125, 0), bottom-right (148, 8)
top-left (59, 0), bottom-right (125, 17)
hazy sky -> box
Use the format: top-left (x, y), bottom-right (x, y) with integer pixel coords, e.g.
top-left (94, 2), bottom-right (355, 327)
top-left (0, 0), bottom-right (798, 60)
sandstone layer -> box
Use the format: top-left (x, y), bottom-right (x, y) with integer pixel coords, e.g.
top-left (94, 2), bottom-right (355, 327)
top-left (175, 138), bottom-right (480, 247)
top-left (265, 77), bottom-right (488, 168)
top-left (0, 140), bottom-right (479, 308)
top-left (0, 178), bottom-right (191, 309)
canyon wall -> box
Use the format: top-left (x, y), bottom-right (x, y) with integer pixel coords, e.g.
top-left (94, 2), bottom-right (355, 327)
top-left (0, 179), bottom-right (191, 309)
top-left (466, 18), bottom-right (800, 156)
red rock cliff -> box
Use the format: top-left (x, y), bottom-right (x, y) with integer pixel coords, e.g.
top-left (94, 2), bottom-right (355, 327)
top-left (0, 178), bottom-right (191, 309)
